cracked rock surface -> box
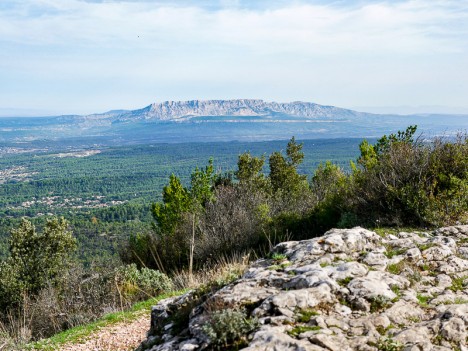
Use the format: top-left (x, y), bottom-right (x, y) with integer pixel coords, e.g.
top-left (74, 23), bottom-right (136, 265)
top-left (138, 226), bottom-right (468, 351)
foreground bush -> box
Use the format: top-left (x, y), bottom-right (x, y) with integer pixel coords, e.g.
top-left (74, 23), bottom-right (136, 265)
top-left (0, 218), bottom-right (76, 311)
top-left (351, 128), bottom-right (468, 226)
top-left (115, 264), bottom-right (172, 300)
top-left (202, 309), bottom-right (258, 350)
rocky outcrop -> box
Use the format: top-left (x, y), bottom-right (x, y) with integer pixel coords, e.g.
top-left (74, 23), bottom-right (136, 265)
top-left (138, 226), bottom-right (468, 351)
top-left (117, 99), bottom-right (366, 122)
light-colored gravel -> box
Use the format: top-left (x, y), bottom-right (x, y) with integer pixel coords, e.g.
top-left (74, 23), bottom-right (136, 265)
top-left (60, 314), bottom-right (149, 351)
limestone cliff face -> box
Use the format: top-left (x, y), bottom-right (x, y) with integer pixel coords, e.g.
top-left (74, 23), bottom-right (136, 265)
top-left (138, 226), bottom-right (468, 351)
top-left (119, 99), bottom-right (366, 121)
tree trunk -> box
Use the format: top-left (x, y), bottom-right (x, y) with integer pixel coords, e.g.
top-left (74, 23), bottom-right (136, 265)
top-left (189, 213), bottom-right (195, 282)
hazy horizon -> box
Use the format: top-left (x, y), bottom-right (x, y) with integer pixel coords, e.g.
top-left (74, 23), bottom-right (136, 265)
top-left (2, 100), bottom-right (468, 118)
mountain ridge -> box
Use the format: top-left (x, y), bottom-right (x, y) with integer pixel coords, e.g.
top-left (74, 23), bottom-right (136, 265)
top-left (1, 99), bottom-right (467, 146)
top-left (102, 99), bottom-right (369, 122)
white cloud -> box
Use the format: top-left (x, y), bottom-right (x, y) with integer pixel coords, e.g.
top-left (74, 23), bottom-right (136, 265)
top-left (2, 0), bottom-right (467, 52)
top-left (0, 0), bottom-right (467, 113)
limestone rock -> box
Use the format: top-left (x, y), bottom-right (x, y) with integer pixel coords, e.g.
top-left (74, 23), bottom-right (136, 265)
top-left (138, 226), bottom-right (468, 351)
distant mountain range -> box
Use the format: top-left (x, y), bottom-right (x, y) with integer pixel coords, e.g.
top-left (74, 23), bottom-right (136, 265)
top-left (0, 99), bottom-right (467, 148)
top-left (108, 99), bottom-right (367, 122)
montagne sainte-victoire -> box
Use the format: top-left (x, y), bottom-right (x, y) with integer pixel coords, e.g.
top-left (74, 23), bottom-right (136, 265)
top-left (99, 99), bottom-right (364, 122)
top-left (1, 99), bottom-right (467, 146)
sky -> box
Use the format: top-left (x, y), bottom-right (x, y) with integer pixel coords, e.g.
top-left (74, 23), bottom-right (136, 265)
top-left (1, 0), bottom-right (468, 116)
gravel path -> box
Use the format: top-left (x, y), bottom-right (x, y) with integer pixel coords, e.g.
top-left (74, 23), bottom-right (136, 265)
top-left (60, 314), bottom-right (149, 351)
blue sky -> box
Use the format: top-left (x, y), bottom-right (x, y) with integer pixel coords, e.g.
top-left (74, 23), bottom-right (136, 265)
top-left (1, 0), bottom-right (468, 116)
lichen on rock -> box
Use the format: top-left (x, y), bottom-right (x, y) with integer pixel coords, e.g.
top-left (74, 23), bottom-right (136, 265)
top-left (138, 226), bottom-right (468, 351)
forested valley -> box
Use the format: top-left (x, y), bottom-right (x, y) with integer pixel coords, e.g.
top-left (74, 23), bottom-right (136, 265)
top-left (1, 128), bottom-right (467, 348)
top-left (0, 138), bottom-right (362, 263)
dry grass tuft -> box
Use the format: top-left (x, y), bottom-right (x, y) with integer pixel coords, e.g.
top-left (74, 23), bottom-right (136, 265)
top-left (172, 252), bottom-right (252, 291)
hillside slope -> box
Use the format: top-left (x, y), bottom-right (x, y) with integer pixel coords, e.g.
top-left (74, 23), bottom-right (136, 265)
top-left (138, 226), bottom-right (468, 351)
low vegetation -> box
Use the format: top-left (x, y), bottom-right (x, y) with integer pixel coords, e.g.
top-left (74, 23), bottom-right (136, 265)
top-left (202, 308), bottom-right (258, 350)
top-left (287, 325), bottom-right (321, 338)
